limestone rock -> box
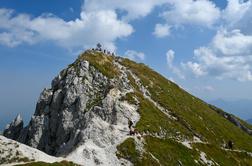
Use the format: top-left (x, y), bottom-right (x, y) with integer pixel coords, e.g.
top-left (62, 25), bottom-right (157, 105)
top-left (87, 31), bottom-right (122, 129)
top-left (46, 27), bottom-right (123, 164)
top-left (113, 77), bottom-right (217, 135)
top-left (3, 114), bottom-right (24, 140)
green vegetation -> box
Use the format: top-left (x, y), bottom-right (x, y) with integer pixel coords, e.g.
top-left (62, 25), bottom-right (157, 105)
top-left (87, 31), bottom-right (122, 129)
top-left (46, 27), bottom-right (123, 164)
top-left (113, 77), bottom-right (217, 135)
top-left (116, 137), bottom-right (161, 166)
top-left (15, 161), bottom-right (78, 166)
top-left (120, 92), bottom-right (137, 105)
top-left (144, 136), bottom-right (199, 166)
top-left (194, 143), bottom-right (252, 166)
top-left (0, 156), bottom-right (30, 165)
top-left (120, 58), bottom-right (252, 152)
top-left (77, 51), bottom-right (119, 78)
top-left (116, 138), bottom-right (140, 164)
top-left (115, 57), bottom-right (252, 164)
top-left (135, 92), bottom-right (191, 137)
top-left (85, 94), bottom-right (103, 111)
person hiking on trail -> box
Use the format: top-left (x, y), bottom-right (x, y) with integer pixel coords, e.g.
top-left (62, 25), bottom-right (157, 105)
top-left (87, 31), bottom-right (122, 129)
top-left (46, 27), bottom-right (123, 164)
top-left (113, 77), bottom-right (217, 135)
top-left (128, 119), bottom-right (135, 135)
top-left (228, 140), bottom-right (233, 149)
top-left (128, 119), bottom-right (133, 129)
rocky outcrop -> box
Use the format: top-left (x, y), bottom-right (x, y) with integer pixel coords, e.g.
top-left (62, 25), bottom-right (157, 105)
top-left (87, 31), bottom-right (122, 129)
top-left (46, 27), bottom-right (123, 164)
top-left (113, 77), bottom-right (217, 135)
top-left (4, 51), bottom-right (139, 165)
top-left (3, 114), bottom-right (24, 140)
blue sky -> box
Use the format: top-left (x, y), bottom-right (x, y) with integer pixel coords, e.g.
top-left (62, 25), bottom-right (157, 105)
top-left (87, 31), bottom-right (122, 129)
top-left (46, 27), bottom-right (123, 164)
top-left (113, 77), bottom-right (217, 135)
top-left (1, 0), bottom-right (252, 129)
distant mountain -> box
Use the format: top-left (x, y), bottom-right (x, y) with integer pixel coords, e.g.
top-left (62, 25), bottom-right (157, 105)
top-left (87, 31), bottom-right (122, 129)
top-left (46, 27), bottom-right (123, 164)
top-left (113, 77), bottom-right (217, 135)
top-left (209, 99), bottom-right (252, 120)
top-left (2, 49), bottom-right (252, 165)
top-left (247, 119), bottom-right (252, 125)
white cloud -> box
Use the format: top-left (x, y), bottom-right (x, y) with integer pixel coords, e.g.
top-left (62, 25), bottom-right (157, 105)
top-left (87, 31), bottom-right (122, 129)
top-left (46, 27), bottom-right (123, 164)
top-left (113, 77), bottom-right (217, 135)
top-left (221, 0), bottom-right (252, 35)
top-left (125, 50), bottom-right (145, 61)
top-left (166, 49), bottom-right (175, 67)
top-left (83, 0), bottom-right (167, 21)
top-left (166, 49), bottom-right (185, 79)
top-left (0, 8), bottom-right (134, 51)
top-left (153, 24), bottom-right (171, 38)
top-left (161, 0), bottom-right (221, 27)
top-left (212, 29), bottom-right (252, 55)
top-left (183, 29), bottom-right (252, 81)
top-left (153, 0), bottom-right (221, 38)
top-left (222, 0), bottom-right (252, 27)
top-left (0, 0), bottom-right (171, 50)
top-left (184, 61), bottom-right (206, 77)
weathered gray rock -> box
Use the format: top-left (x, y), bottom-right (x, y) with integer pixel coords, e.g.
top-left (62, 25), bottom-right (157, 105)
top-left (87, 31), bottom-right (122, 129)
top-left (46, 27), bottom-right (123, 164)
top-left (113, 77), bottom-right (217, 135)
top-left (35, 88), bottom-right (53, 115)
top-left (3, 114), bottom-right (24, 140)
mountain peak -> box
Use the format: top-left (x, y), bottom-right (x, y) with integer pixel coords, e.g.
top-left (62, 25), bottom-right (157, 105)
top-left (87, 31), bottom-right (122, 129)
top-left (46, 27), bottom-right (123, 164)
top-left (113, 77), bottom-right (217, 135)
top-left (2, 48), bottom-right (252, 165)
top-left (3, 114), bottom-right (23, 140)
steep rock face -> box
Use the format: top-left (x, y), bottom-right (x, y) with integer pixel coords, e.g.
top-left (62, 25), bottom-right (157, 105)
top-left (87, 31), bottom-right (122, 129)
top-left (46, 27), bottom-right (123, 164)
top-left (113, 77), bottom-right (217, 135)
top-left (5, 51), bottom-right (139, 165)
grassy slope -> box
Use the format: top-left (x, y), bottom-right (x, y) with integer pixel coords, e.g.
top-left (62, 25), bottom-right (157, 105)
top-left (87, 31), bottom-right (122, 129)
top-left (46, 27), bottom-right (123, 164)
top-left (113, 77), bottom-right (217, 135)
top-left (78, 51), bottom-right (252, 165)
top-left (120, 58), bottom-right (252, 151)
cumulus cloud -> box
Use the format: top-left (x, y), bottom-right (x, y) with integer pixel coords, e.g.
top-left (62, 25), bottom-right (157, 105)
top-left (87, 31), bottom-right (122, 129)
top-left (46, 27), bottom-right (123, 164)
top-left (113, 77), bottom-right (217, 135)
top-left (83, 0), bottom-right (167, 21)
top-left (161, 0), bottom-right (221, 27)
top-left (184, 61), bottom-right (206, 77)
top-left (0, 8), bottom-right (133, 51)
top-left (212, 29), bottom-right (252, 55)
top-left (183, 29), bottom-right (252, 81)
top-left (166, 49), bottom-right (185, 79)
top-left (172, 0), bottom-right (252, 82)
top-left (0, 0), bottom-right (170, 49)
top-left (153, 0), bottom-right (221, 38)
top-left (153, 24), bottom-right (171, 38)
top-left (222, 0), bottom-right (252, 28)
top-left (125, 50), bottom-right (145, 61)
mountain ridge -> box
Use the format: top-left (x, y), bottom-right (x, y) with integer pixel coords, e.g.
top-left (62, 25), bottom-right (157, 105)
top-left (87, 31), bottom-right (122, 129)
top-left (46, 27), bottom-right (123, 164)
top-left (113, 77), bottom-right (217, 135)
top-left (2, 49), bottom-right (252, 166)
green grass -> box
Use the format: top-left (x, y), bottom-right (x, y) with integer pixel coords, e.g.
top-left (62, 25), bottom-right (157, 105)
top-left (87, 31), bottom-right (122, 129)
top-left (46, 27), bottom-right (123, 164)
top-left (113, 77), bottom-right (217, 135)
top-left (119, 92), bottom-right (138, 105)
top-left (114, 57), bottom-right (252, 165)
top-left (77, 51), bottom-right (119, 79)
top-left (117, 136), bottom-right (199, 166)
top-left (134, 92), bottom-right (191, 138)
top-left (116, 138), bottom-right (140, 164)
top-left (194, 143), bottom-right (252, 166)
top-left (144, 136), bottom-right (199, 166)
top-left (116, 137), bottom-right (161, 166)
top-left (120, 58), bottom-right (252, 152)
top-left (85, 94), bottom-right (103, 111)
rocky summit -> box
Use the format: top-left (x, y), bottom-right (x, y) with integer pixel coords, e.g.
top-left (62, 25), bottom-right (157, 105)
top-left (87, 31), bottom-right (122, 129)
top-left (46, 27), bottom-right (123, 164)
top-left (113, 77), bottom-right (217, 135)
top-left (3, 49), bottom-right (252, 166)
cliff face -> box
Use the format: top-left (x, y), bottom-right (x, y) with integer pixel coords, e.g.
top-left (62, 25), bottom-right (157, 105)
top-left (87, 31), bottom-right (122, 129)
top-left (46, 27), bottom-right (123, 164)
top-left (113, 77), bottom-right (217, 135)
top-left (6, 51), bottom-right (139, 165)
top-left (4, 50), bottom-right (252, 166)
